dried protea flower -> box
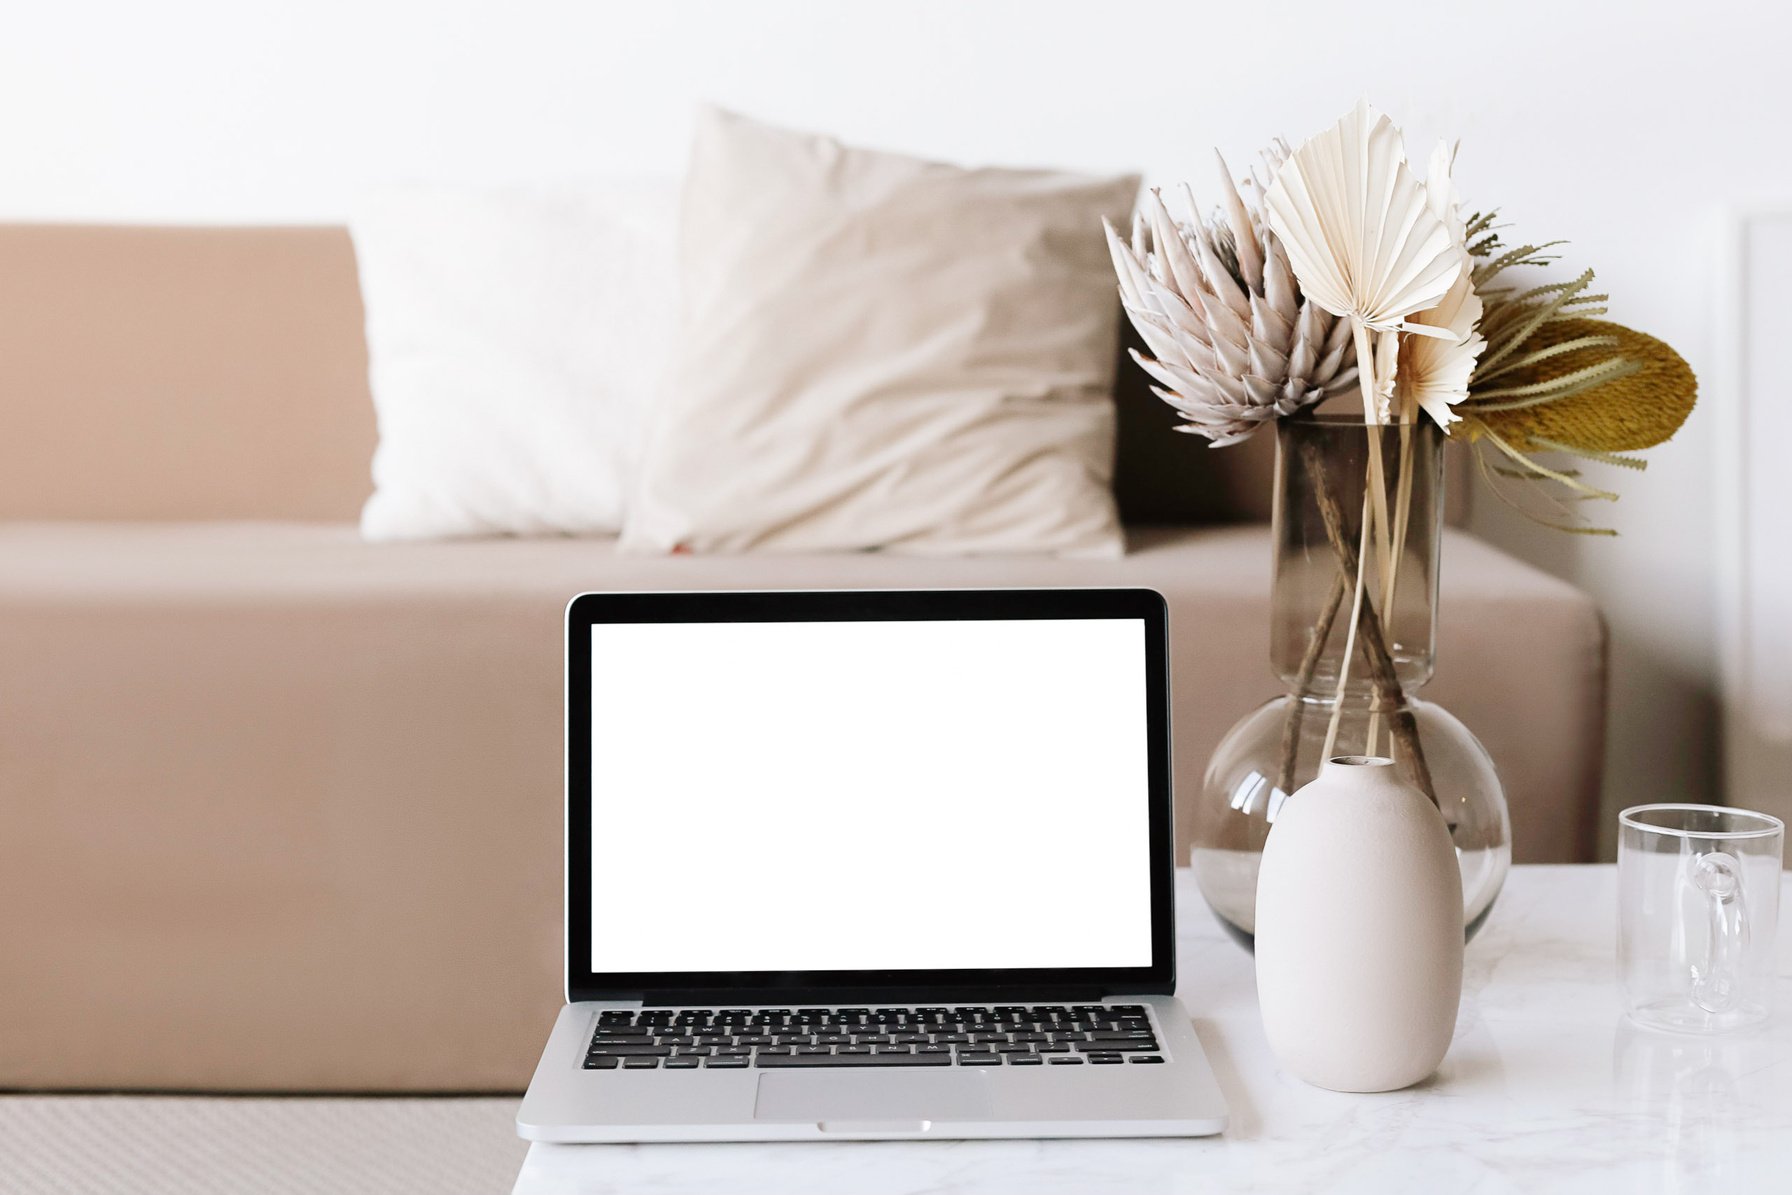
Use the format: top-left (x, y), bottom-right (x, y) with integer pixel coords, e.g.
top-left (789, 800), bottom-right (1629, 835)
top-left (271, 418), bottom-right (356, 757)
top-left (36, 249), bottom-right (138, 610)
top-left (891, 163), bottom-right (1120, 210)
top-left (1105, 155), bottom-right (1358, 447)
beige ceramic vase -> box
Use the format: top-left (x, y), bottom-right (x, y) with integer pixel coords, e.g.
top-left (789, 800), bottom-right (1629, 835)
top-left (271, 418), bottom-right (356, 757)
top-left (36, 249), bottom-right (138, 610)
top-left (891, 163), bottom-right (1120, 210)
top-left (1254, 755), bottom-right (1464, 1092)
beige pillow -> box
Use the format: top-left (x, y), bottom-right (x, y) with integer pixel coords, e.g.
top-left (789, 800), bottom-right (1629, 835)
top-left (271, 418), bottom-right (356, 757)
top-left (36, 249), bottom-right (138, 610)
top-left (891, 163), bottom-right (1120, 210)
top-left (620, 108), bottom-right (1139, 557)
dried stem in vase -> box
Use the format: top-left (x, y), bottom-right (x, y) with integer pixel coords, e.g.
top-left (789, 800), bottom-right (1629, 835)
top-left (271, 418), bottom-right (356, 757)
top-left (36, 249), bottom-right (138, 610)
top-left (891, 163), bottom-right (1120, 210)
top-left (1276, 570), bottom-right (1347, 795)
top-left (1295, 438), bottom-right (1439, 807)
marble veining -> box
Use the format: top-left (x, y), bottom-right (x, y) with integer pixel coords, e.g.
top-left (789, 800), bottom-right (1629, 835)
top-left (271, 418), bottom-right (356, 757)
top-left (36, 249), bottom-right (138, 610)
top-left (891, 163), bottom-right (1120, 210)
top-left (513, 865), bottom-right (1791, 1194)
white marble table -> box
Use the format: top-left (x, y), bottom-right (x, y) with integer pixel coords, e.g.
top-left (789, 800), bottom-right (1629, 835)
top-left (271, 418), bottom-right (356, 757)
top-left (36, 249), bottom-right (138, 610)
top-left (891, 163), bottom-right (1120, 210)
top-left (513, 865), bottom-right (1791, 1194)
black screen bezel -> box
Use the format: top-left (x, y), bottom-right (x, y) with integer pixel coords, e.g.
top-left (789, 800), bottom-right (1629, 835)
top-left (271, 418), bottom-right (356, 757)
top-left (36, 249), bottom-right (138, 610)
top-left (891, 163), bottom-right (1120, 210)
top-left (565, 588), bottom-right (1176, 1003)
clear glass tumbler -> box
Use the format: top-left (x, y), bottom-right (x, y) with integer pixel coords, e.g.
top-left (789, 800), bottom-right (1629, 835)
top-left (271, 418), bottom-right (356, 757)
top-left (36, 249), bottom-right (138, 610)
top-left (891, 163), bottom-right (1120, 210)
top-left (1618, 804), bottom-right (1784, 1033)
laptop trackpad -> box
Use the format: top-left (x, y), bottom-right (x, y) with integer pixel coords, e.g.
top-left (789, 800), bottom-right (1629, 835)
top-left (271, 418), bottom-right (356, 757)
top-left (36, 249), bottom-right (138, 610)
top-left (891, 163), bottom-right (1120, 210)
top-left (754, 1070), bottom-right (994, 1126)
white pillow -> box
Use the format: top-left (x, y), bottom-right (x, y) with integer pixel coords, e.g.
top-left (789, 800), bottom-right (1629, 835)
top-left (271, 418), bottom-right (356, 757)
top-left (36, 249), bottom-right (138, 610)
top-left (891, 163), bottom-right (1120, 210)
top-left (621, 108), bottom-right (1138, 558)
top-left (351, 181), bottom-right (677, 540)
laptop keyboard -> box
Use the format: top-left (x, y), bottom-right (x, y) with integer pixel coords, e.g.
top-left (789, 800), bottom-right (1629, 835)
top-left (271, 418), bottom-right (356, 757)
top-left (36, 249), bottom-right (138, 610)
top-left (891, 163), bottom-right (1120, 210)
top-left (583, 1004), bottom-right (1163, 1070)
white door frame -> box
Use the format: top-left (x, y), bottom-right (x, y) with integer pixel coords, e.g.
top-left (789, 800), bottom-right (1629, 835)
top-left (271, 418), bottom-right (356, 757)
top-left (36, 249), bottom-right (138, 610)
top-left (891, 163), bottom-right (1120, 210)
top-left (1719, 207), bottom-right (1792, 824)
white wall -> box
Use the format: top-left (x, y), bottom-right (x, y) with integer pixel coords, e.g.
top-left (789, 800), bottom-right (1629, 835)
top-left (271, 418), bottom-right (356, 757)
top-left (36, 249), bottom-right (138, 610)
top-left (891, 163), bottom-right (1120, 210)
top-left (7, 0), bottom-right (1786, 851)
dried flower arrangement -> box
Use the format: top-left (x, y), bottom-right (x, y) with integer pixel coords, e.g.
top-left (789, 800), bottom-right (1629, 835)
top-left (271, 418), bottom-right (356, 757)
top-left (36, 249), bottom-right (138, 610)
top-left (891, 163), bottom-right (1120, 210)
top-left (1106, 100), bottom-right (1697, 796)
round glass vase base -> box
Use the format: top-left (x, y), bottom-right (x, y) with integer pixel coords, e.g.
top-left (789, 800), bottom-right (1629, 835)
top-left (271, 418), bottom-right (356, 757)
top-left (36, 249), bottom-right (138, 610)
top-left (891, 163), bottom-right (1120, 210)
top-left (1190, 694), bottom-right (1512, 949)
top-left (1198, 886), bottom-right (1505, 953)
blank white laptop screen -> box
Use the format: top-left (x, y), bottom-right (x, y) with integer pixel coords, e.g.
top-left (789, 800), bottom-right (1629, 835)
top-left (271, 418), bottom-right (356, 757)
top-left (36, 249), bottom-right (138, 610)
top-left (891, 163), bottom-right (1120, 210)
top-left (587, 618), bottom-right (1154, 973)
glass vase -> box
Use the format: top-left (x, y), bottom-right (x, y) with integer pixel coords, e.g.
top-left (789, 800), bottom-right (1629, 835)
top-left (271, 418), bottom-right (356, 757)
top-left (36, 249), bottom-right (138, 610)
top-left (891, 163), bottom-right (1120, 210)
top-left (1191, 415), bottom-right (1511, 948)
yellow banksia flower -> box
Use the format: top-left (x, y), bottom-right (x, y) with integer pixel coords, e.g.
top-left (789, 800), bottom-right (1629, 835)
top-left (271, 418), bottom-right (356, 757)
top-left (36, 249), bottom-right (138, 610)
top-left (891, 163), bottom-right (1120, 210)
top-left (1459, 318), bottom-right (1695, 454)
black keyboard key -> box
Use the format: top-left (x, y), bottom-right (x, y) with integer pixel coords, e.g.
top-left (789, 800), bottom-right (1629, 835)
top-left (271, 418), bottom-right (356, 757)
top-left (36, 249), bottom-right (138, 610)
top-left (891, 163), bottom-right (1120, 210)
top-left (971, 1033), bottom-right (1009, 1044)
top-left (588, 1044), bottom-right (671, 1057)
top-left (713, 1046), bottom-right (750, 1056)
top-left (816, 1034), bottom-right (851, 1045)
top-left (916, 1044), bottom-right (951, 1055)
top-left (1087, 1054), bottom-right (1125, 1065)
top-left (706, 1057), bottom-right (749, 1068)
top-left (1047, 1056), bottom-right (1084, 1065)
top-left (892, 1033), bottom-right (930, 1044)
top-left (1009, 1056), bottom-right (1044, 1065)
top-left (1130, 1055), bottom-right (1166, 1063)
top-left (591, 1026), bottom-right (650, 1037)
top-left (774, 1034), bottom-right (815, 1046)
top-left (1073, 1040), bottom-right (1156, 1053)
top-left (959, 1053), bottom-right (1002, 1065)
top-left (934, 1033), bottom-right (971, 1045)
top-left (1111, 1005), bottom-right (1147, 1016)
top-left (757, 1047), bottom-right (793, 1056)
top-left (597, 1011), bottom-right (635, 1025)
top-left (795, 1045), bottom-right (832, 1055)
top-left (1089, 1030), bottom-right (1156, 1042)
top-left (854, 1034), bottom-right (891, 1045)
top-left (874, 1045), bottom-right (912, 1055)
top-left (756, 1052), bottom-right (950, 1069)
top-left (736, 1035), bottom-right (774, 1046)
top-left (837, 1045), bottom-right (873, 1055)
top-left (664, 1057), bottom-right (701, 1069)
top-left (582, 1057), bottom-right (620, 1069)
top-left (1036, 1043), bottom-right (1070, 1053)
top-left (623, 1057), bottom-right (660, 1069)
top-left (994, 1044), bottom-right (1034, 1054)
top-left (676, 1047), bottom-right (713, 1057)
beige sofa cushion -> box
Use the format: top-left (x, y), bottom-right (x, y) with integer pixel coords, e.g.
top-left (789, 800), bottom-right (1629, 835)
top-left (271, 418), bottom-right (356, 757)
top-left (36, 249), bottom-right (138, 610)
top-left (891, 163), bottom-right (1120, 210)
top-left (622, 109), bottom-right (1138, 557)
top-left (0, 521), bottom-right (1603, 1091)
top-left (0, 225), bottom-right (376, 522)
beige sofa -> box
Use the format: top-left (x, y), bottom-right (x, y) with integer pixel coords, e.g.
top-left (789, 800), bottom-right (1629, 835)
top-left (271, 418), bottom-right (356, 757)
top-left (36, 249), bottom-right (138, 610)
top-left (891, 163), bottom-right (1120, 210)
top-left (0, 225), bottom-right (1606, 1092)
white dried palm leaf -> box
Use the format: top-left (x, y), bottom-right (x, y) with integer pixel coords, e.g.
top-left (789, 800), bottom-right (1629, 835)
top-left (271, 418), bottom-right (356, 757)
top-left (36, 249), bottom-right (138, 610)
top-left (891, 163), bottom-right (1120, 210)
top-left (1398, 277), bottom-right (1483, 428)
top-left (1264, 101), bottom-right (1463, 337)
top-left (1425, 139), bottom-right (1469, 246)
top-left (1105, 155), bottom-right (1358, 447)
top-left (1396, 141), bottom-right (1486, 428)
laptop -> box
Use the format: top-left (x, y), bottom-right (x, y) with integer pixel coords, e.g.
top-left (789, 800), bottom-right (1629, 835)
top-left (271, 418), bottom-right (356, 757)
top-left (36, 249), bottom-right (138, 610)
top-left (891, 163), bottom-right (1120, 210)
top-left (517, 587), bottom-right (1227, 1142)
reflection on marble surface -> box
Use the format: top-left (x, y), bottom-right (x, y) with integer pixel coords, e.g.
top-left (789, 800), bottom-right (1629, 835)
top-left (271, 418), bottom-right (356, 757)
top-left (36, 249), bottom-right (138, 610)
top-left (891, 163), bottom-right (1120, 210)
top-left (514, 866), bottom-right (1791, 1195)
top-left (1612, 1019), bottom-right (1786, 1195)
